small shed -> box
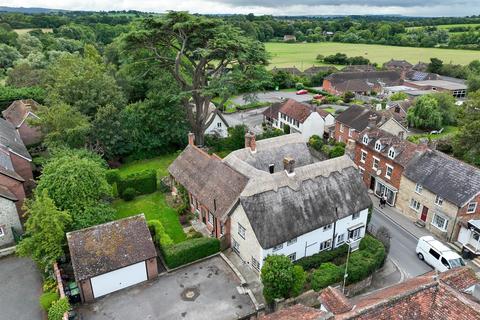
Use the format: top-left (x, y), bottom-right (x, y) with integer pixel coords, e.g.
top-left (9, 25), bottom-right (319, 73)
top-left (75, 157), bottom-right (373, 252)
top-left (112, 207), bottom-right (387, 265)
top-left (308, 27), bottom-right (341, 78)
top-left (67, 214), bottom-right (158, 302)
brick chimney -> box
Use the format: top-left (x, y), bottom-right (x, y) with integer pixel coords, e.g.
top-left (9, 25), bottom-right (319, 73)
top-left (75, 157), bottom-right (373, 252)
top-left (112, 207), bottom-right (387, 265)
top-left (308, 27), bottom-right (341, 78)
top-left (345, 139), bottom-right (356, 160)
top-left (283, 156), bottom-right (295, 177)
top-left (398, 131), bottom-right (405, 140)
top-left (188, 132), bottom-right (195, 146)
top-left (367, 114), bottom-right (378, 129)
top-left (245, 132), bottom-right (256, 153)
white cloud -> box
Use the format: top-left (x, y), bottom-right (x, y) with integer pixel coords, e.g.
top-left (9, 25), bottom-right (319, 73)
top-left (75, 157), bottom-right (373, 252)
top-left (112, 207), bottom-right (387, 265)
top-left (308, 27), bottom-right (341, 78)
top-left (2, 0), bottom-right (479, 16)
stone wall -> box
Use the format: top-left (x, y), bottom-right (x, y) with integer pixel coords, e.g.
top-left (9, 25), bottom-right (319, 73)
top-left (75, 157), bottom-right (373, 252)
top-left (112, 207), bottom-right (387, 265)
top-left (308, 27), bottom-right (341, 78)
top-left (0, 197), bottom-right (22, 248)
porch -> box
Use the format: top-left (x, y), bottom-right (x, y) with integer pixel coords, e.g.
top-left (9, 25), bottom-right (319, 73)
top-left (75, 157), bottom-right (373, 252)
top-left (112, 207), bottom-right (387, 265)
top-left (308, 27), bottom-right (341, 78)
top-left (458, 220), bottom-right (480, 256)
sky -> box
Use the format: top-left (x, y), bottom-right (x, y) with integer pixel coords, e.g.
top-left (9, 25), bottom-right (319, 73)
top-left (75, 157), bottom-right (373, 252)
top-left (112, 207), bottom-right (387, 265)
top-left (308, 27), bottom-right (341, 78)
top-left (2, 0), bottom-right (480, 17)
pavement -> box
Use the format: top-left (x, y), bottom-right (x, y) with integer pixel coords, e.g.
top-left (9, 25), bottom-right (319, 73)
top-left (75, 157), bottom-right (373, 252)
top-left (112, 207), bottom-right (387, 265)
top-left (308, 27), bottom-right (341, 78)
top-left (0, 255), bottom-right (43, 320)
top-left (231, 91), bottom-right (315, 106)
top-left (222, 107), bottom-right (269, 134)
top-left (76, 255), bottom-right (256, 320)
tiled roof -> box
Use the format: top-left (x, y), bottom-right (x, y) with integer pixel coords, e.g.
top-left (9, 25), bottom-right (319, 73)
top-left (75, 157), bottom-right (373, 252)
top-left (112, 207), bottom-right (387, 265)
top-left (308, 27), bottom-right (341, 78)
top-left (303, 65), bottom-right (338, 75)
top-left (0, 118), bottom-right (32, 160)
top-left (263, 102), bottom-right (282, 120)
top-left (260, 304), bottom-right (326, 320)
top-left (272, 67), bottom-right (303, 76)
top-left (326, 71), bottom-right (401, 86)
top-left (67, 214), bottom-right (157, 281)
top-left (279, 99), bottom-right (313, 123)
top-left (2, 99), bottom-right (39, 128)
top-left (404, 150), bottom-right (480, 207)
top-left (319, 287), bottom-right (352, 314)
top-left (335, 105), bottom-right (381, 131)
top-left (317, 109), bottom-right (332, 119)
top-left (384, 59), bottom-right (413, 68)
top-left (0, 185), bottom-right (17, 201)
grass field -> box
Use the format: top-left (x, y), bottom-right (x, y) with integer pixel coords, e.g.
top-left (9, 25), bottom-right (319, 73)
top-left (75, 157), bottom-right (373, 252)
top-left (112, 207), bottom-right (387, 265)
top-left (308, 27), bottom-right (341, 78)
top-left (117, 153), bottom-right (179, 180)
top-left (14, 28), bottom-right (53, 35)
top-left (407, 23), bottom-right (480, 31)
top-left (266, 42), bottom-right (480, 70)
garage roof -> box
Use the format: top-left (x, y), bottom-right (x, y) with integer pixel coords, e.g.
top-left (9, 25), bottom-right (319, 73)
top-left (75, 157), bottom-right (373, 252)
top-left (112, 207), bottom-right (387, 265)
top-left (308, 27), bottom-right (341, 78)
top-left (67, 214), bottom-right (157, 281)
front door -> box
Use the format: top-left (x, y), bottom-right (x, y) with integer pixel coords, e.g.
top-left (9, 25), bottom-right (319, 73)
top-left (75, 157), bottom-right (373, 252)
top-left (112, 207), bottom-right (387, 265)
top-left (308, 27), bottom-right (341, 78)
top-left (421, 206), bottom-right (429, 222)
top-left (370, 176), bottom-right (376, 191)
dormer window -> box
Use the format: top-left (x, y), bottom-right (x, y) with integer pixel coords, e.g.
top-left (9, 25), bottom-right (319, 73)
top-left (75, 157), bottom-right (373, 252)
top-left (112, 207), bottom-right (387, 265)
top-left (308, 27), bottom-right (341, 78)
top-left (362, 135), bottom-right (369, 145)
top-left (388, 147), bottom-right (395, 159)
top-left (375, 141), bottom-right (382, 152)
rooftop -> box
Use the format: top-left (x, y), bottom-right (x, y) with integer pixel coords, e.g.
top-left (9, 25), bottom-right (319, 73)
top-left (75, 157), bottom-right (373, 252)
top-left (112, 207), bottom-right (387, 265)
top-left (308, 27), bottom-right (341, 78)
top-left (67, 214), bottom-right (157, 281)
top-left (0, 118), bottom-right (32, 160)
top-left (335, 105), bottom-right (381, 132)
top-left (405, 79), bottom-right (467, 91)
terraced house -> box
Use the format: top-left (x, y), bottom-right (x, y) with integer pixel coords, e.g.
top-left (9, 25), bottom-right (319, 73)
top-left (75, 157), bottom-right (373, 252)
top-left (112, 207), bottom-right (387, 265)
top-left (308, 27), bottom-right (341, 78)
top-left (169, 133), bottom-right (372, 274)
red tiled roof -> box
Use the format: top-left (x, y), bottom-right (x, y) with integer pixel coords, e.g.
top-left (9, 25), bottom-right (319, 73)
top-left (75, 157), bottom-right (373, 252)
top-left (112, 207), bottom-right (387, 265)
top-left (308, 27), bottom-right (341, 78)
top-left (279, 99), bottom-right (313, 123)
top-left (2, 99), bottom-right (39, 128)
top-left (260, 304), bottom-right (326, 320)
top-left (319, 287), bottom-right (352, 314)
top-left (317, 109), bottom-right (331, 119)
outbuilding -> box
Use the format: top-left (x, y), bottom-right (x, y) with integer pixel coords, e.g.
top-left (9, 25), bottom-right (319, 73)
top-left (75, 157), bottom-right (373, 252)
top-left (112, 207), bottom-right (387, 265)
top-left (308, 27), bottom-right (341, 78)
top-left (67, 214), bottom-right (158, 302)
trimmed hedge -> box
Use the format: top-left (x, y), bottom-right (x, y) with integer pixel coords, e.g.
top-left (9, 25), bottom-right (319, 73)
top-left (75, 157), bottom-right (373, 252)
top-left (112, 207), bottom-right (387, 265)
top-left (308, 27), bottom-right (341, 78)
top-left (39, 292), bottom-right (59, 311)
top-left (148, 219), bottom-right (220, 269)
top-left (122, 187), bottom-right (136, 201)
top-left (105, 169), bottom-right (120, 184)
top-left (48, 298), bottom-right (70, 320)
top-left (311, 263), bottom-right (343, 291)
top-left (295, 244), bottom-right (348, 271)
top-left (117, 169), bottom-right (157, 197)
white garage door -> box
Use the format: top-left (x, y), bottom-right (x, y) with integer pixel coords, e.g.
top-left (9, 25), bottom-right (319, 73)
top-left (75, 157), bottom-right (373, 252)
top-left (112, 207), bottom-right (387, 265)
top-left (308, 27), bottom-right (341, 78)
top-left (91, 261), bottom-right (148, 298)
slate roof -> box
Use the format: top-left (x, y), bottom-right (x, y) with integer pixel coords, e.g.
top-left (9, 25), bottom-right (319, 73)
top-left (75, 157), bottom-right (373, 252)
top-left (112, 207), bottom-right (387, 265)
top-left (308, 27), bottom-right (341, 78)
top-left (67, 214), bottom-right (156, 281)
top-left (0, 185), bottom-right (17, 201)
top-left (325, 71), bottom-right (402, 86)
top-left (260, 304), bottom-right (326, 320)
top-left (239, 156), bottom-right (372, 248)
top-left (335, 105), bottom-right (381, 131)
top-left (0, 118), bottom-right (32, 160)
top-left (168, 145), bottom-right (249, 219)
top-left (279, 99), bottom-right (313, 123)
top-left (272, 66), bottom-right (303, 76)
top-left (2, 99), bottom-right (39, 128)
top-left (383, 59), bottom-right (413, 69)
top-left (262, 102), bottom-right (282, 120)
top-left (404, 150), bottom-right (480, 207)
top-left (341, 65), bottom-right (376, 72)
top-left (358, 128), bottom-right (419, 167)
top-left (333, 78), bottom-right (375, 93)
top-left (303, 65), bottom-right (338, 76)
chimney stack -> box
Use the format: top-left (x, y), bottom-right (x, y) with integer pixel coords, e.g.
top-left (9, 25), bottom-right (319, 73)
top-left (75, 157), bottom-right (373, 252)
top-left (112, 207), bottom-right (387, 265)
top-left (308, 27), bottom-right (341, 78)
top-left (367, 114), bottom-right (378, 129)
top-left (245, 131), bottom-right (256, 153)
top-left (345, 139), bottom-right (356, 160)
top-left (188, 132), bottom-right (195, 146)
top-left (283, 156), bottom-right (295, 177)
top-left (398, 131), bottom-right (405, 140)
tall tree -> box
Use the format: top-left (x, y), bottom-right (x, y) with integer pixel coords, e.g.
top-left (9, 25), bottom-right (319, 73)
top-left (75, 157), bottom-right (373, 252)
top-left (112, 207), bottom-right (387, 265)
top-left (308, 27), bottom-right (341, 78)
top-left (125, 12), bottom-right (268, 145)
top-left (17, 190), bottom-right (72, 271)
top-left (407, 95), bottom-right (443, 130)
top-left (453, 91), bottom-right (480, 167)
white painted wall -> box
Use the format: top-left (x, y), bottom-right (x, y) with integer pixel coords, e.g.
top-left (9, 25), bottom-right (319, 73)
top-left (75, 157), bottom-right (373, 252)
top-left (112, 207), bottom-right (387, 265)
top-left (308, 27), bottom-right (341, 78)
top-left (277, 112), bottom-right (327, 142)
top-left (324, 114), bottom-right (335, 127)
top-left (91, 261), bottom-right (148, 298)
top-left (205, 113), bottom-right (228, 138)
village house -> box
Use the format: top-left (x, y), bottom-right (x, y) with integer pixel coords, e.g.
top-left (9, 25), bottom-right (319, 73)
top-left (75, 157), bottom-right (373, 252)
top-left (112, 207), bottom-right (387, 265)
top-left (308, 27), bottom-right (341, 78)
top-left (204, 109), bottom-right (229, 138)
top-left (262, 266), bottom-right (480, 319)
top-left (382, 59), bottom-right (413, 78)
top-left (0, 185), bottom-right (22, 248)
top-left (271, 66), bottom-right (303, 77)
top-left (169, 133), bottom-right (372, 274)
top-left (404, 79), bottom-right (467, 99)
top-left (2, 99), bottom-right (42, 146)
top-left (263, 99), bottom-right (335, 141)
top-left (341, 65), bottom-right (376, 73)
top-left (396, 150), bottom-right (480, 245)
top-left (303, 65), bottom-right (338, 77)
top-left (334, 105), bottom-right (408, 144)
top-left (323, 71), bottom-right (402, 95)
top-left (67, 214), bottom-right (158, 302)
top-left (353, 127), bottom-right (422, 206)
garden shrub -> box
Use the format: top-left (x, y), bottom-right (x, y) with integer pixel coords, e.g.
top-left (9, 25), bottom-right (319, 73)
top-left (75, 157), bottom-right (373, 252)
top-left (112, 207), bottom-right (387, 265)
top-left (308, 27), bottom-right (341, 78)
top-left (147, 220), bottom-right (174, 248)
top-left (308, 135), bottom-right (324, 151)
top-left (39, 292), bottom-right (59, 311)
top-left (105, 169), bottom-right (120, 185)
top-left (295, 244), bottom-right (348, 270)
top-left (296, 82), bottom-right (304, 90)
top-left (311, 263), bottom-right (343, 291)
top-left (344, 235), bottom-right (386, 285)
top-left (117, 169), bottom-right (157, 196)
top-left (48, 298), bottom-right (70, 320)
top-left (42, 277), bottom-right (57, 293)
top-left (291, 265), bottom-right (307, 297)
top-left (328, 145), bottom-right (345, 158)
top-left (121, 187), bottom-right (136, 201)
top-left (163, 237), bottom-right (220, 269)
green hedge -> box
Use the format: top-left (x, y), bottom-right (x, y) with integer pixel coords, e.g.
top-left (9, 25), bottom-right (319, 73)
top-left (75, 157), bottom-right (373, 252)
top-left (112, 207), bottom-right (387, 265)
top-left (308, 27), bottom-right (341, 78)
top-left (48, 298), bottom-right (70, 320)
top-left (39, 292), bottom-right (59, 311)
top-left (295, 244), bottom-right (348, 271)
top-left (105, 169), bottom-right (120, 184)
top-left (311, 262), bottom-right (344, 291)
top-left (148, 219), bottom-right (220, 269)
top-left (117, 169), bottom-right (157, 197)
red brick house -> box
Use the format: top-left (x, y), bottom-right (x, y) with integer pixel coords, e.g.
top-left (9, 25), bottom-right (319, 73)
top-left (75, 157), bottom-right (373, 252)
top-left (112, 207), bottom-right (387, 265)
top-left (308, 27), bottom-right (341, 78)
top-left (168, 133), bottom-right (249, 246)
top-left (2, 99), bottom-right (42, 146)
top-left (323, 71), bottom-right (402, 95)
top-left (334, 105), bottom-right (382, 143)
top-left (353, 127), bottom-right (422, 206)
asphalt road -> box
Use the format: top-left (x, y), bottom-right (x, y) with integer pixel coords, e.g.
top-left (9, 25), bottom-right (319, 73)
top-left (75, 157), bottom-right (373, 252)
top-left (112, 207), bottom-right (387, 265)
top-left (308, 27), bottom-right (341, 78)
top-left (370, 208), bottom-right (433, 279)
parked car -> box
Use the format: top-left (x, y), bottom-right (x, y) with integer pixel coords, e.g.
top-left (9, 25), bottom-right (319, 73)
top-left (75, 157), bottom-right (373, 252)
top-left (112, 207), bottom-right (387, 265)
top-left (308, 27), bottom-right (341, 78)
top-left (296, 89), bottom-right (308, 95)
top-left (313, 94), bottom-right (324, 100)
top-left (416, 236), bottom-right (465, 272)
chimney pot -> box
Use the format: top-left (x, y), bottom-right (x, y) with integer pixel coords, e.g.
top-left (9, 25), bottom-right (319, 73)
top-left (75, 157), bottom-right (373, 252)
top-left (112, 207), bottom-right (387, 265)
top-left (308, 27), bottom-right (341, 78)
top-left (283, 156), bottom-right (295, 176)
top-left (368, 114), bottom-right (378, 129)
top-left (188, 132), bottom-right (195, 146)
top-left (245, 131), bottom-right (256, 153)
top-left (398, 131), bottom-right (405, 140)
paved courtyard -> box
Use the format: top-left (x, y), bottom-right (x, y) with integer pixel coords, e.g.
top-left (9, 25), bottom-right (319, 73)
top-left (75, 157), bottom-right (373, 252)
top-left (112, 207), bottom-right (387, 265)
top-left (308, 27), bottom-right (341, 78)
top-left (0, 255), bottom-right (43, 320)
top-left (232, 90), bottom-right (315, 106)
top-left (77, 255), bottom-right (256, 320)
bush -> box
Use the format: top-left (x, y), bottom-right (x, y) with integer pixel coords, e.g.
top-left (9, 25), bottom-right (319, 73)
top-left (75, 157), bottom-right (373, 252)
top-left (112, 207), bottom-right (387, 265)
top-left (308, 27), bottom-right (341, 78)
top-left (42, 278), bottom-right (57, 293)
top-left (163, 237), bottom-right (220, 269)
top-left (39, 292), bottom-right (59, 311)
top-left (311, 263), bottom-right (343, 291)
top-left (295, 244), bottom-right (348, 270)
top-left (105, 169), bottom-right (120, 185)
top-left (328, 145), bottom-right (345, 158)
top-left (291, 265), bottom-right (307, 297)
top-left (308, 135), bottom-right (324, 151)
top-left (121, 187), bottom-right (136, 201)
top-left (344, 235), bottom-right (385, 284)
top-left (147, 220), bottom-right (174, 247)
top-left (284, 124), bottom-right (290, 134)
top-left (48, 297), bottom-right (70, 320)
top-left (117, 169), bottom-right (157, 197)
top-left (261, 255), bottom-right (299, 304)
top-left (296, 82), bottom-right (304, 90)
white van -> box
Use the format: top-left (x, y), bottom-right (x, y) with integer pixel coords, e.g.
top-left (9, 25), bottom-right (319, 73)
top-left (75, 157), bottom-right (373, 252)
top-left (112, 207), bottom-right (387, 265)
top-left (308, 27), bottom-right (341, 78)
top-left (416, 236), bottom-right (465, 272)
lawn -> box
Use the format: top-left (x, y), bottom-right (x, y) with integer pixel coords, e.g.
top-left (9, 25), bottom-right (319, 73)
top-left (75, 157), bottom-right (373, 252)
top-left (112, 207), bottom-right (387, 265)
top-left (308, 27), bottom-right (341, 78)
top-left (407, 125), bottom-right (459, 143)
top-left (320, 107), bottom-right (335, 114)
top-left (113, 192), bottom-right (187, 243)
top-left (14, 28), bottom-right (53, 34)
top-left (265, 42), bottom-right (480, 70)
top-left (117, 153), bottom-right (179, 179)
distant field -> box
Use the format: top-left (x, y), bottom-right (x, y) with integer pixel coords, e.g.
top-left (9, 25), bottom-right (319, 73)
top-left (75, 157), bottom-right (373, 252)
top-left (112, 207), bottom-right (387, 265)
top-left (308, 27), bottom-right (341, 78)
top-left (14, 28), bottom-right (53, 34)
top-left (266, 42), bottom-right (480, 70)
top-left (407, 23), bottom-right (480, 31)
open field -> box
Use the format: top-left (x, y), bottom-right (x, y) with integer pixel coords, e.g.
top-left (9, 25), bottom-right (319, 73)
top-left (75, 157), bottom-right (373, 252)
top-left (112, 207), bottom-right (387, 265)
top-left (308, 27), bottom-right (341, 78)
top-left (266, 42), bottom-right (480, 70)
top-left (14, 28), bottom-right (53, 34)
top-left (407, 23), bottom-right (480, 31)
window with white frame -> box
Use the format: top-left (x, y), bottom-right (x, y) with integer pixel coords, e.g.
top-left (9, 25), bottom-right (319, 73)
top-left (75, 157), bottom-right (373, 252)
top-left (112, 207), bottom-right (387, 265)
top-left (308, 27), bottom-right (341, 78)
top-left (388, 147), bottom-right (395, 159)
top-left (415, 183), bottom-right (423, 194)
top-left (0, 225), bottom-right (4, 237)
top-left (385, 165), bottom-right (393, 179)
top-left (339, 123), bottom-right (344, 133)
top-left (337, 233), bottom-right (345, 245)
top-left (287, 238), bottom-right (297, 246)
top-left (252, 257), bottom-right (260, 271)
top-left (319, 239), bottom-right (332, 251)
top-left (359, 166), bottom-right (365, 175)
top-left (375, 141), bottom-right (382, 151)
top-left (208, 212), bottom-right (214, 224)
top-left (410, 198), bottom-right (421, 212)
top-left (217, 122), bottom-right (222, 128)
top-left (432, 214), bottom-right (448, 231)
top-left (272, 243), bottom-right (283, 252)
top-left (349, 228), bottom-right (362, 240)
top-left (467, 202), bottom-right (478, 213)
top-left (323, 223), bottom-right (332, 231)
top-left (232, 239), bottom-right (240, 252)
top-left (287, 253), bottom-right (296, 261)
top-left (362, 135), bottom-right (369, 145)
top-left (238, 223), bottom-right (246, 239)
top-left (352, 212), bottom-right (360, 220)
top-left (372, 157), bottom-right (380, 170)
top-left (435, 195), bottom-right (443, 206)
top-left (348, 128), bottom-right (354, 137)
top-left (360, 150), bottom-right (367, 163)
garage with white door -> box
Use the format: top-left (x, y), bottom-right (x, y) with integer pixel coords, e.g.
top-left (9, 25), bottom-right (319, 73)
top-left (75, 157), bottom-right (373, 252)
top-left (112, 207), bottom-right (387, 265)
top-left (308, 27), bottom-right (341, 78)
top-left (67, 214), bottom-right (158, 302)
